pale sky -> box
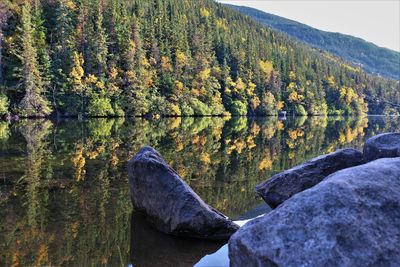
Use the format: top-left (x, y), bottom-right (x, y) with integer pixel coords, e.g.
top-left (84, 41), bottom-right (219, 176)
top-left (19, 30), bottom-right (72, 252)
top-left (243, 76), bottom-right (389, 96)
top-left (216, 0), bottom-right (400, 52)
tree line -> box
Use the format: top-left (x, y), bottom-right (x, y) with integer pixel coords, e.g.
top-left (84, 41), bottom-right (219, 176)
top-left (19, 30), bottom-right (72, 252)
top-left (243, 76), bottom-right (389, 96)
top-left (0, 0), bottom-right (399, 118)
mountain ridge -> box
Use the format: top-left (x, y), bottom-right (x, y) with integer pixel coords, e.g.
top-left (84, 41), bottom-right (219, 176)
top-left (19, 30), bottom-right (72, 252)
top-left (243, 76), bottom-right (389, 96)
top-left (227, 4), bottom-right (400, 80)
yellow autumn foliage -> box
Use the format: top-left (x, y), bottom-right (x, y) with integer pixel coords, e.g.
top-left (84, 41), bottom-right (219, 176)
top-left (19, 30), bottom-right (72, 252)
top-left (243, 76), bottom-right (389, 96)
top-left (72, 147), bottom-right (86, 182)
top-left (161, 56), bottom-right (173, 72)
top-left (327, 76), bottom-right (336, 87)
top-left (70, 52), bottom-right (84, 89)
top-left (176, 51), bottom-right (187, 68)
top-left (259, 60), bottom-right (274, 79)
top-left (35, 244), bottom-right (49, 266)
top-left (200, 8), bottom-right (210, 18)
top-left (277, 101), bottom-right (285, 110)
top-left (289, 71), bottom-right (296, 81)
top-left (199, 68), bottom-right (211, 80)
top-left (200, 152), bottom-right (211, 164)
top-left (277, 120), bottom-right (284, 131)
top-left (288, 91), bottom-right (305, 103)
top-left (176, 141), bottom-right (184, 152)
top-left (66, 1), bottom-right (77, 10)
top-left (234, 78), bottom-right (245, 91)
top-left (259, 157), bottom-right (273, 170)
top-left (216, 18), bottom-right (228, 31)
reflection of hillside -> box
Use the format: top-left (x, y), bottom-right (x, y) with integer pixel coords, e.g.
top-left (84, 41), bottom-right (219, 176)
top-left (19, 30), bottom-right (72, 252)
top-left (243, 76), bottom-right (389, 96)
top-left (0, 181), bottom-right (132, 266)
top-left (0, 116), bottom-right (399, 265)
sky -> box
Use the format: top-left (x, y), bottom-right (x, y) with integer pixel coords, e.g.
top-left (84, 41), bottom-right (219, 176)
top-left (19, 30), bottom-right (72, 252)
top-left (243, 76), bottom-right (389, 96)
top-left (216, 0), bottom-right (400, 52)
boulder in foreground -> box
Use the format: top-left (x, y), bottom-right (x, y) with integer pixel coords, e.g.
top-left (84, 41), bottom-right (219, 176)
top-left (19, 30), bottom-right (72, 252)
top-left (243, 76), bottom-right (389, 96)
top-left (363, 132), bottom-right (400, 162)
top-left (230, 157), bottom-right (400, 267)
top-left (128, 146), bottom-right (239, 240)
top-left (255, 148), bottom-right (363, 208)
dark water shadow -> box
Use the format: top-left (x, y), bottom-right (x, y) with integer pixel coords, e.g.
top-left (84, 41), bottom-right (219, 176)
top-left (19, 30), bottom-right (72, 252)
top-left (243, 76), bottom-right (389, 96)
top-left (233, 202), bottom-right (271, 221)
top-left (130, 211), bottom-right (226, 267)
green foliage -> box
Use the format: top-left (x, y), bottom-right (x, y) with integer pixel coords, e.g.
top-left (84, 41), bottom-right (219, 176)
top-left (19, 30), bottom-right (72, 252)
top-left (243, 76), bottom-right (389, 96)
top-left (88, 97), bottom-right (115, 117)
top-left (383, 106), bottom-right (400, 116)
top-left (231, 100), bottom-right (248, 116)
top-left (256, 91), bottom-right (277, 116)
top-left (328, 108), bottom-right (345, 116)
top-left (190, 98), bottom-right (212, 116)
top-left (0, 94), bottom-right (9, 115)
top-left (88, 119), bottom-right (114, 141)
top-left (148, 94), bottom-right (167, 117)
top-left (14, 3), bottom-right (52, 117)
top-left (113, 104), bottom-right (125, 117)
top-left (165, 103), bottom-right (182, 116)
top-left (0, 121), bottom-right (10, 141)
top-left (307, 103), bottom-right (328, 116)
top-left (294, 104), bottom-right (307, 116)
top-left (180, 102), bottom-right (195, 116)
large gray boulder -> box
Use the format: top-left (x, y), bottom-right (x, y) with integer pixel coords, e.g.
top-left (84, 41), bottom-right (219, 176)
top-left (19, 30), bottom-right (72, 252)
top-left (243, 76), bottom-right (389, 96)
top-left (229, 157), bottom-right (400, 267)
top-left (363, 132), bottom-right (400, 162)
top-left (128, 146), bottom-right (239, 240)
top-left (255, 148), bottom-right (363, 208)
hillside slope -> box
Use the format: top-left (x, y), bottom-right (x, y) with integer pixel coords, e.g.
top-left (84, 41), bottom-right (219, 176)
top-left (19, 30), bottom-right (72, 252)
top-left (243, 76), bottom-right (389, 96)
top-left (0, 0), bottom-right (398, 117)
top-left (228, 4), bottom-right (400, 80)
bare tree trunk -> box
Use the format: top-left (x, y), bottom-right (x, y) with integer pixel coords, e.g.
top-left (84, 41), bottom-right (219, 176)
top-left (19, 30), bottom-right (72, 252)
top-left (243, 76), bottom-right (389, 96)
top-left (52, 84), bottom-right (59, 116)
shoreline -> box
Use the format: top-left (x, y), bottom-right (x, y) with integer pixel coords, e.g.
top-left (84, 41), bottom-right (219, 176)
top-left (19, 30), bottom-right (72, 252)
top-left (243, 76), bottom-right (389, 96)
top-left (2, 113), bottom-right (396, 122)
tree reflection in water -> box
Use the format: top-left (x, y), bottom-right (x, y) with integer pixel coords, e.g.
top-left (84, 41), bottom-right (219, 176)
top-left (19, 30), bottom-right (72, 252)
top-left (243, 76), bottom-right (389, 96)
top-left (0, 116), bottom-right (399, 266)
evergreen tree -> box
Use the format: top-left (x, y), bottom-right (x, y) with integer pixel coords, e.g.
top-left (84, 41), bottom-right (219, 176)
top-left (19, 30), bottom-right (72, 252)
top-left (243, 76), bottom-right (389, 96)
top-left (50, 0), bottom-right (77, 114)
top-left (0, 1), bottom-right (10, 85)
top-left (87, 0), bottom-right (108, 78)
top-left (16, 3), bottom-right (51, 117)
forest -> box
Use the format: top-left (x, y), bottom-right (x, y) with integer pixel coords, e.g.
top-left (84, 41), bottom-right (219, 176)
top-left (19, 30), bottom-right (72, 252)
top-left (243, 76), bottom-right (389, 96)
top-left (230, 4), bottom-right (400, 81)
top-left (0, 0), bottom-right (399, 118)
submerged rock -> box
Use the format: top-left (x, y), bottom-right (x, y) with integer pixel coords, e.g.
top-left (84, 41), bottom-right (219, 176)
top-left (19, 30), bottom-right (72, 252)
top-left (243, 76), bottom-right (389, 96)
top-left (128, 146), bottom-right (239, 240)
top-left (229, 158), bottom-right (400, 267)
top-left (363, 132), bottom-right (400, 162)
top-left (255, 148), bottom-right (363, 208)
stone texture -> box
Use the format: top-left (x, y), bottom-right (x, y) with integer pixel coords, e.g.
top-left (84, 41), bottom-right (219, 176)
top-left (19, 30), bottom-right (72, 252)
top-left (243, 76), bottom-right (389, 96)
top-left (128, 146), bottom-right (239, 240)
top-left (363, 132), bottom-right (400, 162)
top-left (229, 158), bottom-right (400, 267)
top-left (255, 148), bottom-right (364, 208)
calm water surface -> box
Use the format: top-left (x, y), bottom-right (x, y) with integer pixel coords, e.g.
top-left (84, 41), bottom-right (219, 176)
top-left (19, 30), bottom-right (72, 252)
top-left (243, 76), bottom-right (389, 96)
top-left (0, 116), bottom-right (399, 266)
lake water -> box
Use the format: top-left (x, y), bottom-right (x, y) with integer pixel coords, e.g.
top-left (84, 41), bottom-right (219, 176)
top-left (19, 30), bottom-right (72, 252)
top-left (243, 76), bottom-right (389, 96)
top-left (0, 116), bottom-right (399, 266)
